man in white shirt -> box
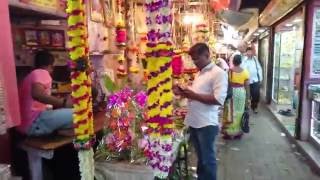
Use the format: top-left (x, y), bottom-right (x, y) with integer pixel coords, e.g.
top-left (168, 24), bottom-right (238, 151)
top-left (241, 47), bottom-right (263, 113)
top-left (173, 43), bottom-right (228, 180)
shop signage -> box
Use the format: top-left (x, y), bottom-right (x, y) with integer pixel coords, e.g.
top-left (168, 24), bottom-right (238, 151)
top-left (19, 0), bottom-right (65, 11)
top-left (311, 8), bottom-right (320, 78)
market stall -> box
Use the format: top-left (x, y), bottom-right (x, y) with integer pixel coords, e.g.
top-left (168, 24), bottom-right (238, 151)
top-left (7, 0), bottom-right (224, 179)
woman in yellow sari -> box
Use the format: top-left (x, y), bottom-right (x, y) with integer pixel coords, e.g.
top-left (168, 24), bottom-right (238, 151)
top-left (222, 54), bottom-right (250, 139)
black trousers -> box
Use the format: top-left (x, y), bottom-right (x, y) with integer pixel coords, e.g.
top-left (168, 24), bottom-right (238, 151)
top-left (250, 82), bottom-right (260, 110)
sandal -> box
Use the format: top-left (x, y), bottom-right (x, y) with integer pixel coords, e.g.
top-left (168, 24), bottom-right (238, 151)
top-left (278, 109), bottom-right (294, 117)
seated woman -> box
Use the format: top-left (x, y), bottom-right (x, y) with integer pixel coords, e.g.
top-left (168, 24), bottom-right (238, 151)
top-left (222, 54), bottom-right (250, 139)
top-left (17, 50), bottom-right (73, 136)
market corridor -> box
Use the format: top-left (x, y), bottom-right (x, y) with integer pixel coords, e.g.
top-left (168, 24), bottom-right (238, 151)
top-left (190, 106), bottom-right (320, 180)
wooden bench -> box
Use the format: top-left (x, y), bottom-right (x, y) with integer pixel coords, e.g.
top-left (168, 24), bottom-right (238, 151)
top-left (21, 112), bottom-right (106, 180)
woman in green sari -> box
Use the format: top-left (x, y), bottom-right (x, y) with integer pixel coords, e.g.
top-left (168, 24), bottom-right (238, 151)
top-left (222, 54), bottom-right (250, 139)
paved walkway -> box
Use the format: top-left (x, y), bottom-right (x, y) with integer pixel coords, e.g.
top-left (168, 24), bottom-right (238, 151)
top-left (190, 107), bottom-right (320, 180)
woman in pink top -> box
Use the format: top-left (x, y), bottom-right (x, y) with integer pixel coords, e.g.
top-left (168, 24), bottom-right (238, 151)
top-left (17, 50), bottom-right (73, 136)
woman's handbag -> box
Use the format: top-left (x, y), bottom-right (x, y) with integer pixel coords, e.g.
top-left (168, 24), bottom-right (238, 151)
top-left (241, 109), bottom-right (250, 133)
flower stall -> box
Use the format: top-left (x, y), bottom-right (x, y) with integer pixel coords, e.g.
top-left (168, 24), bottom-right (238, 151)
top-left (63, 0), bottom-right (218, 179)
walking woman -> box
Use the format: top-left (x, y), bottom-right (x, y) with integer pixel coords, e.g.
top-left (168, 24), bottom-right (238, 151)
top-left (222, 54), bottom-right (250, 139)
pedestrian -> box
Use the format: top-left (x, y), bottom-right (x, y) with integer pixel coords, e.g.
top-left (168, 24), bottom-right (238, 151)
top-left (216, 55), bottom-right (229, 71)
top-left (222, 54), bottom-right (250, 139)
top-left (17, 50), bottom-right (74, 136)
top-left (173, 43), bottom-right (228, 180)
top-left (229, 41), bottom-right (247, 69)
top-left (241, 47), bottom-right (263, 113)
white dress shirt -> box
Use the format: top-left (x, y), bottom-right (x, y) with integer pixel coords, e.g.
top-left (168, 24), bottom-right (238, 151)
top-left (241, 56), bottom-right (263, 84)
top-left (185, 63), bottom-right (228, 128)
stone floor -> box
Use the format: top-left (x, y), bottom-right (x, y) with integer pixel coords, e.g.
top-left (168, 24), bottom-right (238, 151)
top-left (189, 107), bottom-right (320, 180)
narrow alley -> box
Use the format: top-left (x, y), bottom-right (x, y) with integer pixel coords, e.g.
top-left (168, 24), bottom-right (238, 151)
top-left (215, 107), bottom-right (320, 180)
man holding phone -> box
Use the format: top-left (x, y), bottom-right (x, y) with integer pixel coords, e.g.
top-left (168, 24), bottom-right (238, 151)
top-left (173, 43), bottom-right (228, 180)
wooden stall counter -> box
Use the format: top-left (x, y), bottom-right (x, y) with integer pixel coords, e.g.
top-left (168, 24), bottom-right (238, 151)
top-left (22, 111), bottom-right (106, 150)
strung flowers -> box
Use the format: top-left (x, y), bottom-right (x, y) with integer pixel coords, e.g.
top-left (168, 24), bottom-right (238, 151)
top-left (172, 49), bottom-right (183, 78)
top-left (145, 0), bottom-right (175, 178)
top-left (66, 0), bottom-right (94, 179)
top-left (115, 16), bottom-right (127, 48)
top-left (128, 45), bottom-right (140, 73)
top-left (116, 53), bottom-right (127, 77)
top-left (181, 37), bottom-right (190, 53)
top-left (195, 24), bottom-right (209, 43)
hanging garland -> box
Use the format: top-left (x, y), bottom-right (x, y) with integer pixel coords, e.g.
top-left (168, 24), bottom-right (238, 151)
top-left (66, 0), bottom-right (95, 179)
top-left (145, 0), bottom-right (174, 178)
top-left (172, 49), bottom-right (183, 78)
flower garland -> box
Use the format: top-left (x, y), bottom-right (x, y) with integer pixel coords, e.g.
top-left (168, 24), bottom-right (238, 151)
top-left (116, 53), bottom-right (127, 77)
top-left (128, 44), bottom-right (140, 73)
top-left (172, 49), bottom-right (183, 78)
top-left (145, 0), bottom-right (174, 178)
top-left (115, 17), bottom-right (127, 48)
top-left (66, 0), bottom-right (94, 179)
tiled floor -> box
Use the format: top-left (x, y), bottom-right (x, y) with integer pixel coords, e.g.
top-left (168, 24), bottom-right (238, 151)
top-left (189, 107), bottom-right (320, 180)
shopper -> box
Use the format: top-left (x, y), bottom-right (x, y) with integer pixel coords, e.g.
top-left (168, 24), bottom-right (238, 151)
top-left (216, 56), bottom-right (229, 71)
top-left (17, 50), bottom-right (74, 136)
top-left (229, 41), bottom-right (247, 69)
top-left (173, 43), bottom-right (228, 180)
top-left (241, 47), bottom-right (263, 113)
top-left (222, 54), bottom-right (250, 139)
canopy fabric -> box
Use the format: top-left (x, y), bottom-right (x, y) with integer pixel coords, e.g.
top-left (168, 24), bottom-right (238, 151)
top-left (217, 9), bottom-right (254, 28)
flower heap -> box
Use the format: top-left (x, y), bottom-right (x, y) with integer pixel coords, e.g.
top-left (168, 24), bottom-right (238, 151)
top-left (66, 0), bottom-right (94, 179)
top-left (104, 88), bottom-right (147, 157)
top-left (145, 0), bottom-right (175, 178)
top-left (105, 88), bottom-right (134, 153)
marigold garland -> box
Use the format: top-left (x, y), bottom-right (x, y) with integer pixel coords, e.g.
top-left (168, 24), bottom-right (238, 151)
top-left (66, 0), bottom-right (94, 179)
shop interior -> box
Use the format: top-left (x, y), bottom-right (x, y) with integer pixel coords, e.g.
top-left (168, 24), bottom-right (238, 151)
top-left (271, 9), bottom-right (304, 135)
top-left (8, 4), bottom-right (81, 179)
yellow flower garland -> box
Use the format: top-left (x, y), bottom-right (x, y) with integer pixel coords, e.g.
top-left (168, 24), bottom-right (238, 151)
top-left (66, 0), bottom-right (94, 179)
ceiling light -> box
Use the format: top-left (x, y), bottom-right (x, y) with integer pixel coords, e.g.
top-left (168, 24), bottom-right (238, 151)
top-left (182, 13), bottom-right (204, 25)
top-left (285, 23), bottom-right (293, 27)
